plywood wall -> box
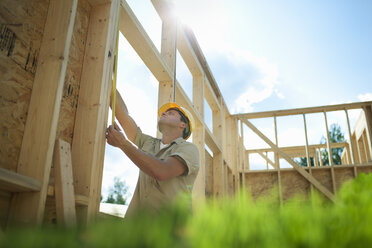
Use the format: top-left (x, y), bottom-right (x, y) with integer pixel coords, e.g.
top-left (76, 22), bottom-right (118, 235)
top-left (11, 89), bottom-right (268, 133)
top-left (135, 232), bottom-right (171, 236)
top-left (244, 166), bottom-right (372, 202)
top-left (0, 0), bottom-right (48, 172)
top-left (0, 0), bottom-right (49, 228)
top-left (0, 0), bottom-right (92, 227)
top-left (56, 0), bottom-right (91, 144)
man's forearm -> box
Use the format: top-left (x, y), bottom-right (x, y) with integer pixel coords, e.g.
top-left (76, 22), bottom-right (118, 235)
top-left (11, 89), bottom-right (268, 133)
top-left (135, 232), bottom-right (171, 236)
top-left (113, 90), bottom-right (138, 142)
top-left (120, 140), bottom-right (164, 179)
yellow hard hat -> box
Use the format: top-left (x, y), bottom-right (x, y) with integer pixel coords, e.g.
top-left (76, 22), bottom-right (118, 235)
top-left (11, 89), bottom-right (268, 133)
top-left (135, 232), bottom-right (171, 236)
top-left (158, 102), bottom-right (194, 140)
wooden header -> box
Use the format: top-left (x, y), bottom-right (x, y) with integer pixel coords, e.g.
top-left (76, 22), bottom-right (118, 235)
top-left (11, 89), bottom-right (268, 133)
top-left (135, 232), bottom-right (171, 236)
top-left (233, 101), bottom-right (372, 119)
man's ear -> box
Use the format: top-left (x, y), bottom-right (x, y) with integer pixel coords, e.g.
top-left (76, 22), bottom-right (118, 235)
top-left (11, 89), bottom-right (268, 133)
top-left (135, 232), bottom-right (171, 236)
top-left (180, 122), bottom-right (187, 129)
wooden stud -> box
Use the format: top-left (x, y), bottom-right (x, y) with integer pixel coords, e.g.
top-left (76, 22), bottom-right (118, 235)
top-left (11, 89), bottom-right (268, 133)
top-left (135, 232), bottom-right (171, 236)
top-left (53, 139), bottom-right (76, 227)
top-left (212, 98), bottom-right (224, 196)
top-left (119, 1), bottom-right (172, 83)
top-left (241, 118), bottom-right (335, 202)
top-left (274, 115), bottom-right (283, 205)
top-left (354, 133), bottom-right (362, 164)
top-left (323, 111), bottom-right (336, 194)
top-left (319, 148), bottom-right (324, 167)
top-left (303, 114), bottom-right (311, 167)
top-left (192, 75), bottom-right (205, 199)
top-left (71, 0), bottom-right (120, 223)
top-left (9, 0), bottom-right (77, 225)
top-left (345, 109), bottom-right (356, 165)
top-left (212, 152), bottom-right (224, 197)
top-left (362, 106), bottom-right (372, 161)
top-left (314, 148), bottom-right (320, 167)
top-left (361, 132), bottom-right (369, 163)
top-left (323, 111), bottom-right (334, 166)
top-left (303, 113), bottom-right (314, 197)
top-left (240, 120), bottom-right (246, 192)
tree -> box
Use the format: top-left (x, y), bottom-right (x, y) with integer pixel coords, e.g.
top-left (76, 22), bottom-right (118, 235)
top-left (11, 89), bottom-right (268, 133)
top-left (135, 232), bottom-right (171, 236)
top-left (296, 123), bottom-right (345, 166)
top-left (103, 177), bottom-right (129, 205)
top-left (320, 123), bottom-right (345, 165)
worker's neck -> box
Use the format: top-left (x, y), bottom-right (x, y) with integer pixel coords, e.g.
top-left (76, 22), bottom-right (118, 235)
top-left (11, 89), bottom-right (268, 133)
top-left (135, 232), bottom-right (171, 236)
top-left (161, 131), bottom-right (182, 144)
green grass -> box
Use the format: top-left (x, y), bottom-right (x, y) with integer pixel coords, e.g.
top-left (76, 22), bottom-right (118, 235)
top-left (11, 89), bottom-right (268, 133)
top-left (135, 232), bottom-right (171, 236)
top-left (1, 173), bottom-right (372, 248)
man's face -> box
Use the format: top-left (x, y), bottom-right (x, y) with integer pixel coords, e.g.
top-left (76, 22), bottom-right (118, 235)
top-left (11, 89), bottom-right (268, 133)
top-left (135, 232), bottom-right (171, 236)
top-left (158, 109), bottom-right (186, 132)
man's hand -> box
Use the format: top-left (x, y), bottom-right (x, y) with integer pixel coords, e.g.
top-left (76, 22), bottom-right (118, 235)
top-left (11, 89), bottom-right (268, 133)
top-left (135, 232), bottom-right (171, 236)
top-left (106, 122), bottom-right (128, 148)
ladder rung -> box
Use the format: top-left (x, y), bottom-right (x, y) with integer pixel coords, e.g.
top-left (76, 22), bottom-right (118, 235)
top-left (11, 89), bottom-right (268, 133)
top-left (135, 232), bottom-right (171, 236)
top-left (0, 168), bottom-right (41, 192)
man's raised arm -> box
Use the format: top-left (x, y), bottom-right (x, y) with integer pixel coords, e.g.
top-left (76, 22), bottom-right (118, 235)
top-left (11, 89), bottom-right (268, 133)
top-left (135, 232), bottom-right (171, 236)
top-left (111, 90), bottom-right (138, 143)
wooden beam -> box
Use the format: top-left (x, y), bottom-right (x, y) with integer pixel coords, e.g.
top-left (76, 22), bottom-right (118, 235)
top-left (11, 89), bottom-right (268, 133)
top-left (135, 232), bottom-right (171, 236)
top-left (323, 111), bottom-right (334, 166)
top-left (241, 118), bottom-right (335, 202)
top-left (205, 126), bottom-right (222, 154)
top-left (88, 0), bottom-right (112, 6)
top-left (0, 168), bottom-right (41, 192)
top-left (240, 120), bottom-right (246, 193)
top-left (157, 7), bottom-right (177, 137)
top-left (234, 101), bottom-right (372, 119)
top-left (119, 0), bottom-right (172, 83)
top-left (72, 0), bottom-right (120, 223)
top-left (303, 113), bottom-right (314, 197)
top-left (192, 75), bottom-right (205, 200)
top-left (204, 78), bottom-right (221, 112)
top-left (9, 0), bottom-right (77, 225)
top-left (177, 28), bottom-right (203, 77)
top-left (213, 152), bottom-right (224, 197)
top-left (245, 142), bottom-right (348, 155)
top-left (193, 75), bottom-right (204, 118)
top-left (363, 106), bottom-right (372, 161)
top-left (274, 115), bottom-right (283, 205)
top-left (212, 102), bottom-right (226, 196)
top-left (53, 139), bottom-right (76, 227)
top-left (151, 0), bottom-right (203, 77)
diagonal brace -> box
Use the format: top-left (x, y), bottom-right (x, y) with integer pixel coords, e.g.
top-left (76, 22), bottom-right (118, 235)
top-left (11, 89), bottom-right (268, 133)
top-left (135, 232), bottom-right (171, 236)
top-left (240, 118), bottom-right (335, 202)
top-left (257, 151), bottom-right (278, 169)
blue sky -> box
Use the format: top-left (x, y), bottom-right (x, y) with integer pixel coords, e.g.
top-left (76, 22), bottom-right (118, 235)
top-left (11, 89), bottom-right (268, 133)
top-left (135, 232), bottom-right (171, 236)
top-left (101, 0), bottom-right (372, 202)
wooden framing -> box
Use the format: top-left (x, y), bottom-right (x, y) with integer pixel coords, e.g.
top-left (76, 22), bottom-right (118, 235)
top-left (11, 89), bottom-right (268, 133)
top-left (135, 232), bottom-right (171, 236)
top-left (8, 0), bottom-right (77, 225)
top-left (240, 118), bottom-right (335, 202)
top-left (71, 0), bottom-right (120, 223)
top-left (237, 101), bottom-right (371, 202)
top-left (1, 0), bottom-right (372, 228)
top-left (53, 139), bottom-right (76, 227)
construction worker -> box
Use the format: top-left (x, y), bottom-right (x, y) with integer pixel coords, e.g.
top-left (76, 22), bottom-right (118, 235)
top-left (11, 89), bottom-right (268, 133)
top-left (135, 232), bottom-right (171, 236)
top-left (106, 91), bottom-right (200, 216)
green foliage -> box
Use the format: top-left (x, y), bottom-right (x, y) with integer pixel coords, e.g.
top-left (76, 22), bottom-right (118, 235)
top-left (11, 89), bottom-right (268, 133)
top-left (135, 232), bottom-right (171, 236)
top-left (103, 177), bottom-right (129, 205)
top-left (297, 123), bottom-right (345, 166)
top-left (2, 173), bottom-right (372, 247)
top-left (320, 123), bottom-right (345, 165)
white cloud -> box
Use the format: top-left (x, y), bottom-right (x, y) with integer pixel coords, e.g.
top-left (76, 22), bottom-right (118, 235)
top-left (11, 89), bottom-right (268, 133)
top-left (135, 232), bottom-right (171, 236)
top-left (207, 47), bottom-right (280, 114)
top-left (275, 89), bottom-right (285, 99)
top-left (358, 93), bottom-right (372, 102)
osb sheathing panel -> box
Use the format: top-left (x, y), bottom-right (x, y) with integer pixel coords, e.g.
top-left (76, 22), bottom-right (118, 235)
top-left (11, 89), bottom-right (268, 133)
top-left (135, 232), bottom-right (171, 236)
top-left (245, 172), bottom-right (278, 200)
top-left (311, 168), bottom-right (334, 194)
top-left (0, 191), bottom-right (11, 230)
top-left (357, 165), bottom-right (372, 175)
top-left (334, 167), bottom-right (354, 191)
top-left (0, 0), bottom-right (48, 171)
top-left (281, 170), bottom-right (310, 201)
top-left (56, 0), bottom-right (91, 144)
